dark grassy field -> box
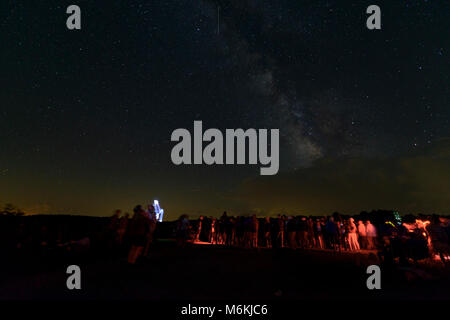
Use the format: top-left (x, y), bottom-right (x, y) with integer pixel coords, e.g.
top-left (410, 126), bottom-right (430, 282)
top-left (1, 240), bottom-right (450, 301)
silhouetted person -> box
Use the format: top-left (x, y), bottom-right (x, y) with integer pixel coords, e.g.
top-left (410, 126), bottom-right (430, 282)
top-left (143, 204), bottom-right (157, 257)
top-left (176, 214), bottom-right (190, 247)
top-left (307, 218), bottom-right (315, 248)
top-left (263, 217), bottom-right (271, 248)
top-left (325, 217), bottom-right (339, 251)
top-left (427, 216), bottom-right (450, 264)
top-left (225, 217), bottom-right (234, 246)
top-left (277, 215), bottom-right (285, 248)
top-left (296, 217), bottom-right (308, 249)
top-left (358, 220), bottom-right (367, 249)
top-left (314, 219), bottom-right (324, 249)
top-left (195, 216), bottom-right (203, 242)
top-left (287, 216), bottom-right (297, 249)
top-left (251, 215), bottom-right (259, 248)
top-left (127, 205), bottom-right (151, 264)
top-left (210, 217), bottom-right (217, 244)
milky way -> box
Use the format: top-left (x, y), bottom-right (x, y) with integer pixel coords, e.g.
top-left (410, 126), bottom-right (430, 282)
top-left (0, 0), bottom-right (448, 217)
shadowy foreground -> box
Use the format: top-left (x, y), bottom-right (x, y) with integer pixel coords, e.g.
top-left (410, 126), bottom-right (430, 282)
top-left (1, 240), bottom-right (450, 300)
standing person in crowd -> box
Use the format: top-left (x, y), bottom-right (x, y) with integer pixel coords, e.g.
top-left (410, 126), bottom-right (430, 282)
top-left (366, 220), bottom-right (377, 249)
top-left (251, 215), bottom-right (259, 248)
top-left (427, 216), bottom-right (449, 263)
top-left (427, 216), bottom-right (450, 264)
top-left (243, 216), bottom-right (252, 247)
top-left (357, 220), bottom-right (367, 249)
top-left (307, 218), bottom-right (315, 248)
top-left (127, 205), bottom-right (151, 264)
top-left (143, 204), bottom-right (157, 257)
top-left (195, 216), bottom-right (203, 242)
top-left (287, 216), bottom-right (297, 249)
top-left (176, 214), bottom-right (190, 247)
top-left (214, 218), bottom-right (221, 244)
top-left (277, 215), bottom-right (285, 248)
top-left (219, 212), bottom-right (228, 245)
top-left (314, 219), bottom-right (324, 249)
top-left (235, 216), bottom-right (244, 247)
top-left (225, 216), bottom-right (235, 246)
top-left (296, 217), bottom-right (308, 249)
top-left (325, 217), bottom-right (339, 251)
top-left (205, 217), bottom-right (212, 243)
top-left (263, 217), bottom-right (271, 248)
top-left (210, 217), bottom-right (217, 244)
top-left (338, 220), bottom-right (347, 251)
top-left (347, 218), bottom-right (360, 251)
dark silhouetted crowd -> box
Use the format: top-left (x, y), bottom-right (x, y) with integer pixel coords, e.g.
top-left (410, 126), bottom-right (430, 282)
top-left (1, 208), bottom-right (450, 268)
top-left (180, 212), bottom-right (379, 251)
top-left (175, 212), bottom-right (450, 265)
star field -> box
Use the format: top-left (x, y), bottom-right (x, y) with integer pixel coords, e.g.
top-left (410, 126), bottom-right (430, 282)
top-left (0, 0), bottom-right (449, 217)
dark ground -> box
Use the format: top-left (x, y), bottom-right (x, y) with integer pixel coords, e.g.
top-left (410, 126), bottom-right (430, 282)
top-left (1, 240), bottom-right (450, 301)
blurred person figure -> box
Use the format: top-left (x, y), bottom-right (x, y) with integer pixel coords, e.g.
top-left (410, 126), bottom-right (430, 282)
top-left (216, 218), bottom-right (224, 244)
top-left (287, 216), bottom-right (297, 249)
top-left (314, 219), bottom-right (324, 249)
top-left (225, 216), bottom-right (235, 246)
top-left (357, 220), bottom-right (367, 249)
top-left (143, 204), bottom-right (157, 257)
top-left (176, 214), bottom-right (190, 247)
top-left (195, 216), bottom-right (203, 242)
top-left (427, 216), bottom-right (450, 264)
top-left (219, 212), bottom-right (228, 245)
top-left (325, 217), bottom-right (339, 251)
top-left (243, 216), bottom-right (252, 248)
top-left (235, 216), bottom-right (244, 246)
top-left (277, 215), bottom-right (285, 248)
top-left (347, 218), bottom-right (360, 251)
top-left (366, 220), bottom-right (377, 249)
top-left (296, 217), bottom-right (308, 249)
top-left (251, 215), bottom-right (259, 248)
top-left (263, 217), bottom-right (272, 248)
top-left (339, 220), bottom-right (348, 251)
top-left (127, 205), bottom-right (151, 264)
top-left (307, 218), bottom-right (315, 248)
top-left (204, 217), bottom-right (212, 242)
top-left (210, 218), bottom-right (217, 244)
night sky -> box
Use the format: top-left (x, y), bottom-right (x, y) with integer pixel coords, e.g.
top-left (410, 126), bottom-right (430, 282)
top-left (1, 0), bottom-right (449, 219)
